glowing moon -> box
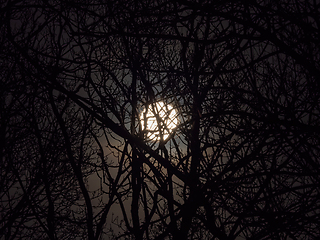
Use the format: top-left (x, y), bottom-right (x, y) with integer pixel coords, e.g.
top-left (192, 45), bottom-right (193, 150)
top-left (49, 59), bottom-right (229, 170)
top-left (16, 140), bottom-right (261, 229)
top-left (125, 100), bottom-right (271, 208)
top-left (140, 101), bottom-right (178, 141)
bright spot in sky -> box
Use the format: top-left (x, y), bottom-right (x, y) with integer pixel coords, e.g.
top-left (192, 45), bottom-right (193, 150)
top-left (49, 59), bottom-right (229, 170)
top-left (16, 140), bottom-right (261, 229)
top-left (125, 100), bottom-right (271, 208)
top-left (140, 101), bottom-right (178, 141)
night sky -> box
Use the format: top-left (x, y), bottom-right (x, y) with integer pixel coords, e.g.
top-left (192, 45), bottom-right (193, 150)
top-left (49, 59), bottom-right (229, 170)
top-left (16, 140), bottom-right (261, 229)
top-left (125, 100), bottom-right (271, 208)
top-left (1, 0), bottom-right (320, 239)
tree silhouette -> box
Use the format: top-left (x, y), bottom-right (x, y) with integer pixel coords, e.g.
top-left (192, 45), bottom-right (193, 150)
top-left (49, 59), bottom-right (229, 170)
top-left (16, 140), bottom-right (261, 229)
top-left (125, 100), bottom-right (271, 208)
top-left (1, 0), bottom-right (320, 239)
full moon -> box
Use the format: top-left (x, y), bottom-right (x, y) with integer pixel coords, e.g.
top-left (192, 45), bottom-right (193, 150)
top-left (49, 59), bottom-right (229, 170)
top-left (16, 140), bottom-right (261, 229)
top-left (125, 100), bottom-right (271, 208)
top-left (140, 101), bottom-right (178, 141)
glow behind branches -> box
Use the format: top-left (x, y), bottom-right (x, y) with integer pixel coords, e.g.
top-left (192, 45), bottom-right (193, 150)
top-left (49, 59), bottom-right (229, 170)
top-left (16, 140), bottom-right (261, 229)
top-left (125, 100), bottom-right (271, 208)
top-left (140, 102), bottom-right (178, 141)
